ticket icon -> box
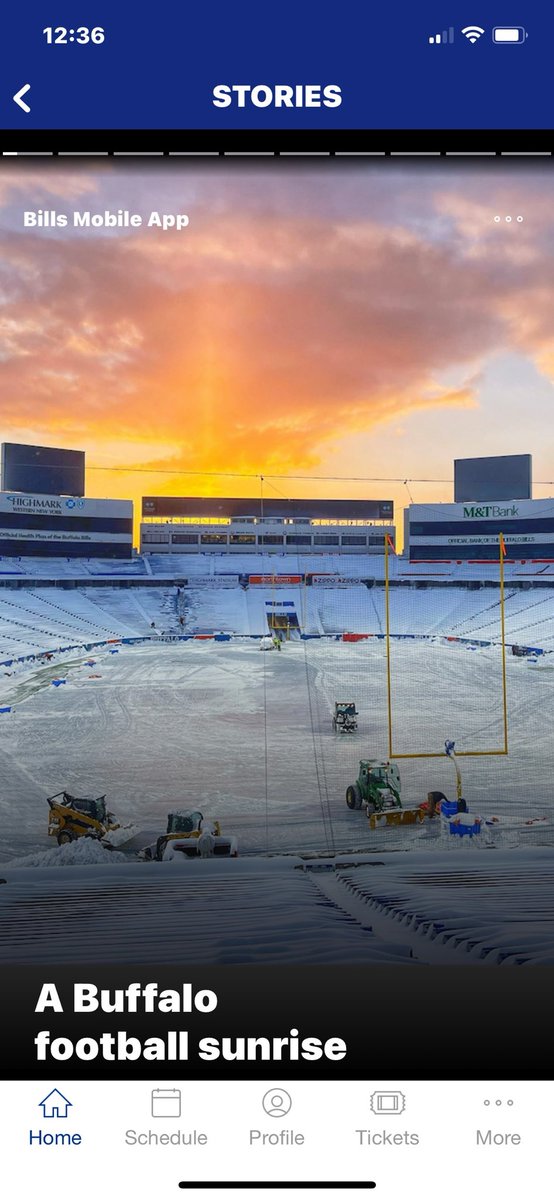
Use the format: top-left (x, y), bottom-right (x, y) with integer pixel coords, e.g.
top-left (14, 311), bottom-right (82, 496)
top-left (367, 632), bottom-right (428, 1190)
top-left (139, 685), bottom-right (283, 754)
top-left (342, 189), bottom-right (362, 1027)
top-left (370, 1091), bottom-right (406, 1115)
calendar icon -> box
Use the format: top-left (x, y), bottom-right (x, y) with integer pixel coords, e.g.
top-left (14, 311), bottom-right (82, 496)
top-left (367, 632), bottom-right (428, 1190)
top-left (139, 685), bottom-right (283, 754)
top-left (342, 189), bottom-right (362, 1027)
top-left (151, 1088), bottom-right (181, 1118)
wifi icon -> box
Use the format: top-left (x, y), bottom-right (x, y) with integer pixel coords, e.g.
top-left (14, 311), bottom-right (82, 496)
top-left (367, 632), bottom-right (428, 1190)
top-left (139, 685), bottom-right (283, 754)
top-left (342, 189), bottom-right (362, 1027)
top-left (461, 25), bottom-right (485, 42)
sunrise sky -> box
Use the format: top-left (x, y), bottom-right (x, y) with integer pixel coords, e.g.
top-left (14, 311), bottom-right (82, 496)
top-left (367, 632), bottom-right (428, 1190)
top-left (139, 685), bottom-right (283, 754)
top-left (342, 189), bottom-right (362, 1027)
top-left (2, 160), bottom-right (554, 545)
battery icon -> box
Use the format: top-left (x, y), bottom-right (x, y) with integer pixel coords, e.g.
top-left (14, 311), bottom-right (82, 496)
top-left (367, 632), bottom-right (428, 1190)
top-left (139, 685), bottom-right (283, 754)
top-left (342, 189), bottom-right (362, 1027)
top-left (492, 26), bottom-right (527, 43)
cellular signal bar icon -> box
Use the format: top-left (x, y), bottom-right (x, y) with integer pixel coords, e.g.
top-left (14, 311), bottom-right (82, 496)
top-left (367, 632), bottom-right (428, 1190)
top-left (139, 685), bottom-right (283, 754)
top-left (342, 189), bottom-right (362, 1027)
top-left (429, 27), bottom-right (454, 44)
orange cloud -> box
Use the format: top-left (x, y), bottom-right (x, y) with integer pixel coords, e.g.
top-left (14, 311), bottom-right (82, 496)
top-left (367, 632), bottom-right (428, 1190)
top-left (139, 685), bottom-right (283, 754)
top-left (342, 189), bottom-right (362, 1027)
top-left (0, 161), bottom-right (552, 523)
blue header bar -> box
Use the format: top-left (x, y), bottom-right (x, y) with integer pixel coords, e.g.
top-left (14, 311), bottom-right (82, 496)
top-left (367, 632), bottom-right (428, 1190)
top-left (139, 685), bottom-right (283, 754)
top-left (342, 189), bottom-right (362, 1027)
top-left (0, 3), bottom-right (551, 132)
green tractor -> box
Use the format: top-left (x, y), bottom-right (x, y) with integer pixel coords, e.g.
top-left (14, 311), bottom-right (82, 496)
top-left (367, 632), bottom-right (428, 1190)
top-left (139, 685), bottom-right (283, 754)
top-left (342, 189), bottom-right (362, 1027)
top-left (345, 759), bottom-right (402, 814)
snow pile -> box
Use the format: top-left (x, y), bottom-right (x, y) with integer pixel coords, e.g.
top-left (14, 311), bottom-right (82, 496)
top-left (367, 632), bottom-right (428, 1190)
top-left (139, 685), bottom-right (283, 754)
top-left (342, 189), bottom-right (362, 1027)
top-left (0, 837), bottom-right (129, 870)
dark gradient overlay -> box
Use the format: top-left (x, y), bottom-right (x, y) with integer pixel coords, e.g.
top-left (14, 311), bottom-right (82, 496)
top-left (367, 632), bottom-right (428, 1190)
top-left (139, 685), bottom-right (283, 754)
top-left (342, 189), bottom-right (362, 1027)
top-left (3, 966), bottom-right (552, 1080)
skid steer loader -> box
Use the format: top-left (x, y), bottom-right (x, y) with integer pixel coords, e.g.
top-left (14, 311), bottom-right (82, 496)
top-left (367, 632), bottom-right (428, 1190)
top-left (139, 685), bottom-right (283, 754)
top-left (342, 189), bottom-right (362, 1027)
top-left (141, 810), bottom-right (238, 861)
top-left (47, 791), bottom-right (120, 846)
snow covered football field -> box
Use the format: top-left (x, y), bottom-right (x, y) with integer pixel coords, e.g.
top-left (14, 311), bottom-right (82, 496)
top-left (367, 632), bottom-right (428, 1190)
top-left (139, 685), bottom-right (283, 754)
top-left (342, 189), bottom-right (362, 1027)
top-left (1, 627), bottom-right (554, 965)
top-left (1, 634), bottom-right (553, 862)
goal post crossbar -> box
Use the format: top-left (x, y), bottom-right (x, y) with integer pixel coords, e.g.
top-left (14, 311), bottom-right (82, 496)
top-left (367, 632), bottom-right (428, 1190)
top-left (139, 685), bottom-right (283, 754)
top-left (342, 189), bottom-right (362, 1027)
top-left (391, 749), bottom-right (508, 759)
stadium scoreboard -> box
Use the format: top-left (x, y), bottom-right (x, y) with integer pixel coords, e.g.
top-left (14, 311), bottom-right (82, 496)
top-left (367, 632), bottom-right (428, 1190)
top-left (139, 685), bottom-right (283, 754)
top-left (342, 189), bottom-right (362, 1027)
top-left (454, 455), bottom-right (532, 504)
top-left (1, 443), bottom-right (85, 498)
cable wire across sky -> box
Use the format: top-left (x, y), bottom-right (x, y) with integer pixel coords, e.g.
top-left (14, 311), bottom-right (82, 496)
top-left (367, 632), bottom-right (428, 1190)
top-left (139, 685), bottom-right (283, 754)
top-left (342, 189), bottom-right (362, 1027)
top-left (83, 465), bottom-right (554, 486)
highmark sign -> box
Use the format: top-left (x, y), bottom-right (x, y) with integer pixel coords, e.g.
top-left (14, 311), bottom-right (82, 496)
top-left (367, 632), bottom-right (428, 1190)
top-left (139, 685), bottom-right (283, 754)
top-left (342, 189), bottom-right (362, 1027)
top-left (0, 493), bottom-right (132, 519)
top-left (463, 505), bottom-right (520, 519)
top-left (5, 495), bottom-right (65, 512)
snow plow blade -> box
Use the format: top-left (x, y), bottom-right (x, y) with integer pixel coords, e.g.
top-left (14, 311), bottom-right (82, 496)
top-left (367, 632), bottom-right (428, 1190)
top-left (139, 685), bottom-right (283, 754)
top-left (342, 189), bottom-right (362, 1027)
top-left (368, 808), bottom-right (426, 830)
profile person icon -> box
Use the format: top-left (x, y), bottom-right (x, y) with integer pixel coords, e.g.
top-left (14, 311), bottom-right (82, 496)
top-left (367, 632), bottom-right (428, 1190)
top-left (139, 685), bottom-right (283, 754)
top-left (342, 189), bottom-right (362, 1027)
top-left (262, 1088), bottom-right (292, 1118)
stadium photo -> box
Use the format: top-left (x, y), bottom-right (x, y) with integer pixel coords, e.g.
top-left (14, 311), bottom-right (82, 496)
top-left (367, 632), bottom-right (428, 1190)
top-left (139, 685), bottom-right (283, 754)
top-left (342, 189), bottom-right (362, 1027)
top-left (0, 158), bottom-right (553, 967)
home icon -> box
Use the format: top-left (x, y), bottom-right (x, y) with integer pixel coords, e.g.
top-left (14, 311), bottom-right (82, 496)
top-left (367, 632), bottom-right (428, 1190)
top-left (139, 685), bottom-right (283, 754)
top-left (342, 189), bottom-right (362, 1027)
top-left (39, 1089), bottom-right (73, 1119)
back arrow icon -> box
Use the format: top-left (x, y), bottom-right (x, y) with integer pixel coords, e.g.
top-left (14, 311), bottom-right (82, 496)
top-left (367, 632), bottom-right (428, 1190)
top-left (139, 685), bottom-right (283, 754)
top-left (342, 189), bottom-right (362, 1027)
top-left (13, 84), bottom-right (31, 113)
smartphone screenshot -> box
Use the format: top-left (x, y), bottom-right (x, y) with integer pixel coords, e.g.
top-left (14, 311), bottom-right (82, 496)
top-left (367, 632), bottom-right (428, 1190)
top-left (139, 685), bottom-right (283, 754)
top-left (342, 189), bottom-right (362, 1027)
top-left (0, 6), bottom-right (552, 1198)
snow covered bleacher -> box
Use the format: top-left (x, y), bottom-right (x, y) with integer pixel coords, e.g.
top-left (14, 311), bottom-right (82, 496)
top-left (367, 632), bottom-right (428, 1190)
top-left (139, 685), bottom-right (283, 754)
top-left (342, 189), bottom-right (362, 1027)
top-left (0, 555), bottom-right (146, 579)
top-left (0, 586), bottom-right (182, 658)
top-left (1, 550), bottom-right (554, 656)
